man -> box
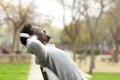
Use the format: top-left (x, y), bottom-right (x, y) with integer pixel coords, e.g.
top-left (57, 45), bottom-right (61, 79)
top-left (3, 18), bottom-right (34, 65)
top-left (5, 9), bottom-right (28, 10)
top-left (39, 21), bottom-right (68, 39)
top-left (20, 24), bottom-right (90, 80)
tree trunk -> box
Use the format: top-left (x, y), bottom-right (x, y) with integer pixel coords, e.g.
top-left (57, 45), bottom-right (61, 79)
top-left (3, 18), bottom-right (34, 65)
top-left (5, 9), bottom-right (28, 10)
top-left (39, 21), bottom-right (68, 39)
top-left (10, 28), bottom-right (18, 63)
top-left (11, 29), bottom-right (17, 53)
top-left (16, 29), bottom-right (21, 52)
top-left (89, 37), bottom-right (95, 74)
top-left (72, 44), bottom-right (77, 61)
top-left (89, 48), bottom-right (95, 74)
top-left (113, 42), bottom-right (119, 63)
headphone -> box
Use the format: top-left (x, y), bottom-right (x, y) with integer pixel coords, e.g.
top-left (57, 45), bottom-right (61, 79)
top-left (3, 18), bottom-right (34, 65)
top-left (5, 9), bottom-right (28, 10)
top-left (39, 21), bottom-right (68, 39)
top-left (20, 33), bottom-right (30, 38)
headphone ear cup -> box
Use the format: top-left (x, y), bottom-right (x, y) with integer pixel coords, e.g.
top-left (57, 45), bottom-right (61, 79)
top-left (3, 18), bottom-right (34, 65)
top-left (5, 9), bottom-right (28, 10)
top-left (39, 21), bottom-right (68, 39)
top-left (20, 37), bottom-right (28, 46)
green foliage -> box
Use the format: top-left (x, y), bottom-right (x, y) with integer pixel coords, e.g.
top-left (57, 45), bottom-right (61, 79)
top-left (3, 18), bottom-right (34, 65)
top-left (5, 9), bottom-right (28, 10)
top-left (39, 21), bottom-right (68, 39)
top-left (0, 63), bottom-right (30, 80)
top-left (60, 30), bottom-right (71, 44)
top-left (91, 73), bottom-right (120, 80)
top-left (78, 32), bottom-right (91, 45)
top-left (45, 26), bottom-right (62, 44)
top-left (103, 0), bottom-right (120, 44)
top-left (76, 47), bottom-right (90, 54)
top-left (61, 22), bottom-right (87, 45)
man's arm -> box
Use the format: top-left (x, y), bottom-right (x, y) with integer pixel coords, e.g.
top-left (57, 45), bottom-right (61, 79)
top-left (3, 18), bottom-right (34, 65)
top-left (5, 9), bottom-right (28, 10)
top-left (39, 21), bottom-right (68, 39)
top-left (27, 35), bottom-right (47, 66)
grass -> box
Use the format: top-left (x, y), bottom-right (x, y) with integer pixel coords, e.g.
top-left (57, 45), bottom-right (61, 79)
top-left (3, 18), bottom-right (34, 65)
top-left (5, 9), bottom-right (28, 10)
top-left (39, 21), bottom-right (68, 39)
top-left (90, 73), bottom-right (120, 80)
top-left (0, 63), bottom-right (30, 80)
top-left (1, 63), bottom-right (120, 80)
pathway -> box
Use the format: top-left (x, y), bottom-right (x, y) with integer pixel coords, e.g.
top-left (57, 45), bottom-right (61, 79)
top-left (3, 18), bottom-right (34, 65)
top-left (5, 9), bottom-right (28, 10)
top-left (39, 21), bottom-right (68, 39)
top-left (27, 55), bottom-right (43, 80)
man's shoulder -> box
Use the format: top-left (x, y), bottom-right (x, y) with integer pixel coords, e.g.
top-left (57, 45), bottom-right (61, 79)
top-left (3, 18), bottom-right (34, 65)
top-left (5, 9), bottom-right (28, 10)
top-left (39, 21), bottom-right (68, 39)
top-left (46, 44), bottom-right (56, 48)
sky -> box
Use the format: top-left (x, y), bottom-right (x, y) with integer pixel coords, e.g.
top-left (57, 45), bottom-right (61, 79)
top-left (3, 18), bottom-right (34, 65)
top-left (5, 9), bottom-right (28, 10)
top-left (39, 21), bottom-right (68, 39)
top-left (34, 0), bottom-right (102, 29)
top-left (1, 0), bottom-right (70, 29)
top-left (34, 0), bottom-right (72, 29)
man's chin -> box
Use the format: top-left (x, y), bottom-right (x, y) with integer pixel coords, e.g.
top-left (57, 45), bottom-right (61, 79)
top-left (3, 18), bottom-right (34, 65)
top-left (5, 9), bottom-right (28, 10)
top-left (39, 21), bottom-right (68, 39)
top-left (46, 36), bottom-right (51, 43)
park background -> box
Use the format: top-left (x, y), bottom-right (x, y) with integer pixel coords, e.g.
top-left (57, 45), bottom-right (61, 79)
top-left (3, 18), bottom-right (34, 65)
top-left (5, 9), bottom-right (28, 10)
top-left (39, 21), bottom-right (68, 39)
top-left (0, 0), bottom-right (120, 80)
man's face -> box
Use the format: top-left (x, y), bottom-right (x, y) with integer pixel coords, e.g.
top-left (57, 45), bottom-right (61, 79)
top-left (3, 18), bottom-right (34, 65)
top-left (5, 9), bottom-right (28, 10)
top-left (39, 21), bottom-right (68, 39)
top-left (31, 26), bottom-right (51, 44)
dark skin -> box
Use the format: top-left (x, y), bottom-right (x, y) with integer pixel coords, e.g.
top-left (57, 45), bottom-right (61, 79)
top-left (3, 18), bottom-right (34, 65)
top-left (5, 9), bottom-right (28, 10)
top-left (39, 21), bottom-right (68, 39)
top-left (31, 26), bottom-right (51, 45)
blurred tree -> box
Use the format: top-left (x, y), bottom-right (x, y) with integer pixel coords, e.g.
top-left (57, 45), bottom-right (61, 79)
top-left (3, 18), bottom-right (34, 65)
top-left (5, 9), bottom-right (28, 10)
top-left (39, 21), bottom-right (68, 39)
top-left (105, 0), bottom-right (120, 63)
top-left (0, 0), bottom-right (36, 55)
top-left (59, 0), bottom-right (83, 61)
top-left (46, 26), bottom-right (62, 44)
top-left (60, 21), bottom-right (91, 47)
top-left (83, 0), bottom-right (115, 74)
top-left (59, 0), bottom-right (114, 73)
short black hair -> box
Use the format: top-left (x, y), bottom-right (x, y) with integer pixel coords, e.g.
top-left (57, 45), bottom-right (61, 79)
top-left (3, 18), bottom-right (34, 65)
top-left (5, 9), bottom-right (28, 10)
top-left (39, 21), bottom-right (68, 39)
top-left (20, 24), bottom-right (33, 46)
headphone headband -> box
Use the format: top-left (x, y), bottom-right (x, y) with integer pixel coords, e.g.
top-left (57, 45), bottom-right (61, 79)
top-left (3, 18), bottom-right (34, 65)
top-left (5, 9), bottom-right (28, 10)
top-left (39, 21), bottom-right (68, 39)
top-left (20, 33), bottom-right (30, 38)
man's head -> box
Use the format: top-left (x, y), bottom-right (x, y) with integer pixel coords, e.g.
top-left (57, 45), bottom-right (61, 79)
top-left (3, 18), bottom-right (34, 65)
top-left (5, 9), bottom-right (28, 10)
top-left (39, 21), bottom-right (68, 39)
top-left (20, 24), bottom-right (51, 46)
